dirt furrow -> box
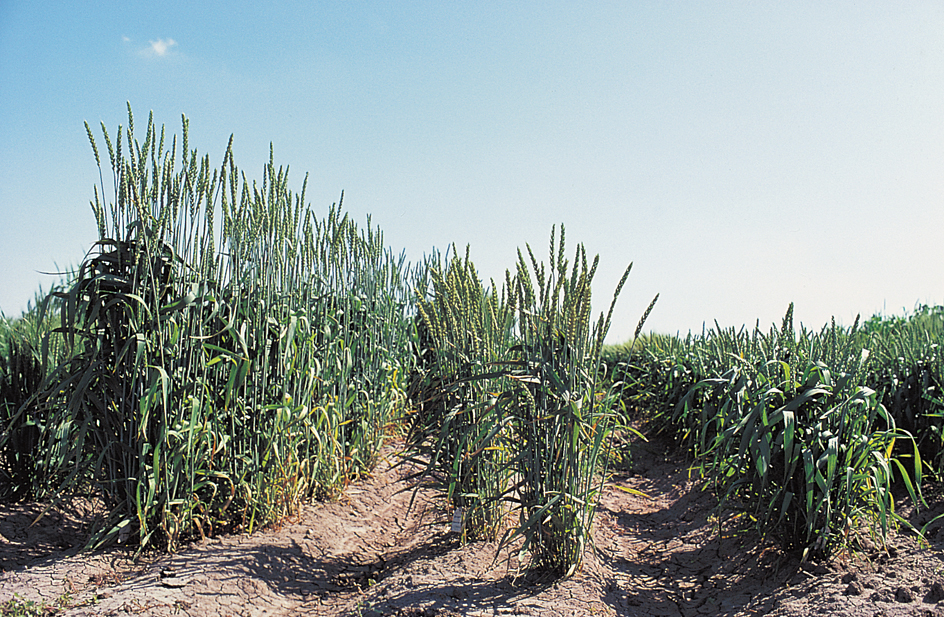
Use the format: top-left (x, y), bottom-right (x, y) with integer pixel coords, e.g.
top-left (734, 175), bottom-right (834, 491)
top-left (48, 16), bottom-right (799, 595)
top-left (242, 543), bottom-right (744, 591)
top-left (2, 438), bottom-right (944, 616)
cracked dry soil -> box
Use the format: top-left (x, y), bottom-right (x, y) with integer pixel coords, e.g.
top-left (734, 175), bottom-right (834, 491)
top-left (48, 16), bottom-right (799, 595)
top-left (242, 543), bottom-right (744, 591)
top-left (2, 436), bottom-right (944, 616)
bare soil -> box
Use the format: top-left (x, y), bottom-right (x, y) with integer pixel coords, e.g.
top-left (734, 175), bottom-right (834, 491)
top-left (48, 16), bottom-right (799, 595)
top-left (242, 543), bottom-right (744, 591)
top-left (2, 435), bottom-right (944, 616)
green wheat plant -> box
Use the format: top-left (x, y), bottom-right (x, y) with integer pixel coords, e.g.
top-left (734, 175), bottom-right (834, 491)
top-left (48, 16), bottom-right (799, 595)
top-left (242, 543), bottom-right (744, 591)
top-left (0, 335), bottom-right (44, 501)
top-left (621, 304), bottom-right (927, 558)
top-left (16, 106), bottom-right (414, 550)
top-left (0, 284), bottom-right (72, 501)
top-left (861, 306), bottom-right (944, 469)
top-left (404, 229), bottom-right (654, 575)
top-left (403, 246), bottom-right (517, 541)
top-left (497, 225), bottom-right (649, 576)
top-left (700, 347), bottom-right (921, 557)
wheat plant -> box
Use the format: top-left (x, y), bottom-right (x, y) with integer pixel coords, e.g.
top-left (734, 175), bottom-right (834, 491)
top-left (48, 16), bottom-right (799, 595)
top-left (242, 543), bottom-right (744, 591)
top-left (15, 106), bottom-right (414, 550)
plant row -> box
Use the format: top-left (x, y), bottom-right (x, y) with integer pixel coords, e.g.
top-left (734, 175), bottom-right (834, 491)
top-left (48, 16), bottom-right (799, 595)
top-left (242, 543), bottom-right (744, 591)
top-left (403, 234), bottom-right (655, 575)
top-left (1, 107), bottom-right (417, 551)
top-left (606, 303), bottom-right (943, 558)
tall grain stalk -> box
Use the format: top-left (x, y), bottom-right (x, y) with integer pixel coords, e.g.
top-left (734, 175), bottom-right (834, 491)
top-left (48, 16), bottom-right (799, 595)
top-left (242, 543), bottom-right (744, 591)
top-left (500, 225), bottom-right (645, 576)
top-left (25, 107), bottom-right (413, 549)
top-left (405, 246), bottom-right (516, 541)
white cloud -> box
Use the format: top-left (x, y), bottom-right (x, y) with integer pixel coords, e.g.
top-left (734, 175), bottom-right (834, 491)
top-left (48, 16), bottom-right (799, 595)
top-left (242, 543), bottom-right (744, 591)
top-left (148, 38), bottom-right (177, 56)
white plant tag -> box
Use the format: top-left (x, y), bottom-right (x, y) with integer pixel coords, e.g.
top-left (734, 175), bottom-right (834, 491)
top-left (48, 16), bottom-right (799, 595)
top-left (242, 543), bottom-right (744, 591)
top-left (117, 520), bottom-right (131, 544)
top-left (451, 508), bottom-right (463, 533)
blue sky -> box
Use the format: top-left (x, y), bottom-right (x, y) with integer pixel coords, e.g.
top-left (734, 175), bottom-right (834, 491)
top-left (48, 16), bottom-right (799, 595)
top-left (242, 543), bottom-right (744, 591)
top-left (1, 1), bottom-right (942, 341)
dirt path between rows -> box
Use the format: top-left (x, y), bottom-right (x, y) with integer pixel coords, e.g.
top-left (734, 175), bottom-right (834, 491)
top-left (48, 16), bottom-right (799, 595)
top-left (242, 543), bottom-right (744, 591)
top-left (2, 436), bottom-right (944, 616)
